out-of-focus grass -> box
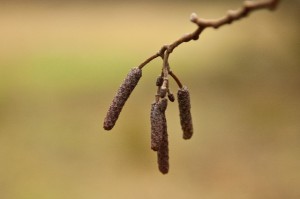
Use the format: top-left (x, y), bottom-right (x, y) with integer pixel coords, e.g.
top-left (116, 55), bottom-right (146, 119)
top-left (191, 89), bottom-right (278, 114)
top-left (0, 1), bottom-right (299, 199)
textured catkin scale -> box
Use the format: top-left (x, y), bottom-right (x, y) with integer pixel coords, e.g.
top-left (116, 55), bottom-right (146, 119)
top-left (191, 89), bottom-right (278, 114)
top-left (157, 98), bottom-right (169, 174)
top-left (177, 86), bottom-right (193, 139)
top-left (103, 67), bottom-right (142, 130)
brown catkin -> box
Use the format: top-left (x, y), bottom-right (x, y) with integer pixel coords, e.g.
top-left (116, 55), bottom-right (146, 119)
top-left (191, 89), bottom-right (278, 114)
top-left (157, 98), bottom-right (169, 174)
top-left (150, 104), bottom-right (163, 151)
top-left (150, 99), bottom-right (168, 151)
top-left (103, 67), bottom-right (142, 130)
top-left (177, 86), bottom-right (193, 139)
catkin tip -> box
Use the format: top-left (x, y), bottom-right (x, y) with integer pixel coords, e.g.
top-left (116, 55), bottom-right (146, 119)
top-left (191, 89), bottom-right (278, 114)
top-left (103, 123), bottom-right (113, 131)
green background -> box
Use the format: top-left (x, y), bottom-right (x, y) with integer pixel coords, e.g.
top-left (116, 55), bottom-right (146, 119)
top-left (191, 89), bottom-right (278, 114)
top-left (0, 1), bottom-right (299, 199)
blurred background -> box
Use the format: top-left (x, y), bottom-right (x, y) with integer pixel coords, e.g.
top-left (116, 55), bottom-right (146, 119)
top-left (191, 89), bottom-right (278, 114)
top-left (0, 0), bottom-right (299, 198)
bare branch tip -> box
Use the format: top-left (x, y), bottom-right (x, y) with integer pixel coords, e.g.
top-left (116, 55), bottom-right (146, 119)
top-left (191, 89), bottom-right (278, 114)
top-left (190, 12), bottom-right (198, 23)
top-left (105, 0), bottom-right (280, 174)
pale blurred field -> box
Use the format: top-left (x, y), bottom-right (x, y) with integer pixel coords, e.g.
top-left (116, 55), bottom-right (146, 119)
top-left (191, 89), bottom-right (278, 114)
top-left (0, 1), bottom-right (299, 199)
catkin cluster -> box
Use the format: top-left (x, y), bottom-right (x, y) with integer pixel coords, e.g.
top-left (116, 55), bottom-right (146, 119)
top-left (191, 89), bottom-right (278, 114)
top-left (103, 66), bottom-right (193, 174)
top-left (102, 0), bottom-right (279, 174)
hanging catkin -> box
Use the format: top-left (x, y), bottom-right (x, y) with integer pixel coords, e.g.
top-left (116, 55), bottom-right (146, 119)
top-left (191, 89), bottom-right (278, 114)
top-left (177, 86), bottom-right (193, 139)
top-left (158, 128), bottom-right (169, 174)
top-left (150, 103), bottom-right (163, 151)
top-left (103, 67), bottom-right (142, 130)
top-left (157, 98), bottom-right (169, 174)
top-left (150, 99), bottom-right (168, 151)
top-left (101, 0), bottom-right (281, 174)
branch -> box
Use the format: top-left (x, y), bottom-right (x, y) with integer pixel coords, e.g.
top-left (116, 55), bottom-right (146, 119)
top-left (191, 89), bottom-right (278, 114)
top-left (104, 0), bottom-right (280, 174)
top-left (190, 0), bottom-right (279, 31)
top-left (137, 0), bottom-right (280, 72)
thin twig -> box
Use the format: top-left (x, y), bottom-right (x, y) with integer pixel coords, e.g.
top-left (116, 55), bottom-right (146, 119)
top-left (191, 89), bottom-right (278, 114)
top-left (138, 53), bottom-right (160, 69)
top-left (169, 71), bottom-right (183, 89)
top-left (191, 0), bottom-right (279, 28)
top-left (138, 0), bottom-right (279, 72)
top-left (167, 0), bottom-right (279, 54)
top-left (163, 52), bottom-right (170, 78)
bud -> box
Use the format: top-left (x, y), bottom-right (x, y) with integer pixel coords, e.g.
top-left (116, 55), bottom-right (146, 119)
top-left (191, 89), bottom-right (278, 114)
top-left (103, 67), bottom-right (142, 130)
top-left (177, 86), bottom-right (193, 139)
top-left (156, 76), bottom-right (163, 87)
top-left (168, 93), bottom-right (175, 102)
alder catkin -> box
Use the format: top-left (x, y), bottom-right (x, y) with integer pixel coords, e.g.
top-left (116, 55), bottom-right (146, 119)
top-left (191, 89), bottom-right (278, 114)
top-left (177, 86), bottom-right (193, 139)
top-left (103, 67), bottom-right (142, 130)
top-left (157, 129), bottom-right (169, 174)
top-left (150, 99), bottom-right (168, 151)
top-left (157, 98), bottom-right (169, 174)
top-left (150, 103), bottom-right (163, 151)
